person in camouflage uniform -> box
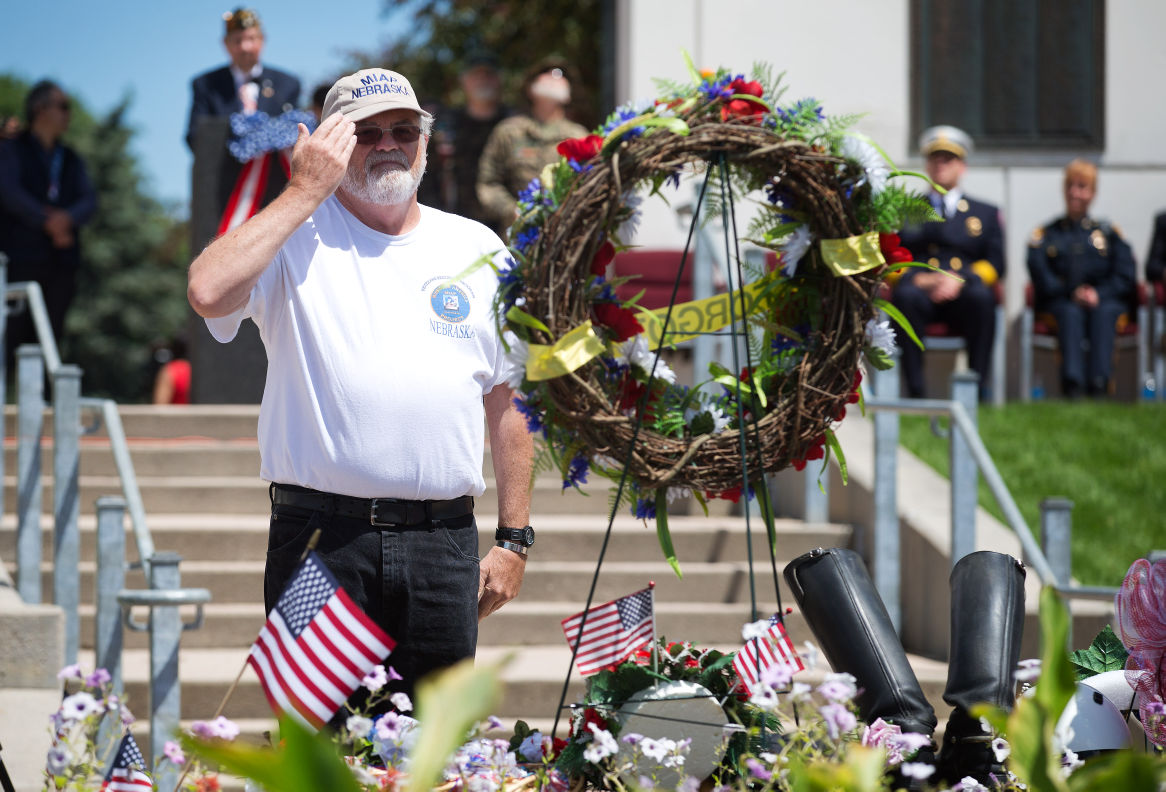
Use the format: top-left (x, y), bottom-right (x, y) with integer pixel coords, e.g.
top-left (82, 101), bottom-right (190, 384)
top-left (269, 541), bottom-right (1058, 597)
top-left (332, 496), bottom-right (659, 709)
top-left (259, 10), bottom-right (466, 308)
top-left (476, 58), bottom-right (587, 236)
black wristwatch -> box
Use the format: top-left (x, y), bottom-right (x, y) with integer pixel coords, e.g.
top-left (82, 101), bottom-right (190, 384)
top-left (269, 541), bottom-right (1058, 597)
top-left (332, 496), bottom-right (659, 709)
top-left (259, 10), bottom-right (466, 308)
top-left (495, 525), bottom-right (535, 557)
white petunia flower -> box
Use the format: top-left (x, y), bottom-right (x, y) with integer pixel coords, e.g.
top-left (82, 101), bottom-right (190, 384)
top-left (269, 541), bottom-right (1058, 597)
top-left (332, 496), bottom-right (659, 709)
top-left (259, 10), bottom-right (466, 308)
top-left (864, 317), bottom-right (897, 356)
top-left (840, 134), bottom-right (890, 196)
top-left (780, 226), bottom-right (812, 276)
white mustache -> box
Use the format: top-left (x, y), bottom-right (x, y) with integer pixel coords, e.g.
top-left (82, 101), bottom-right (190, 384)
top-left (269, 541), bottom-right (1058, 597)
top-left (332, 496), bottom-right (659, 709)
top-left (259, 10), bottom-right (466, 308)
top-left (366, 151), bottom-right (410, 169)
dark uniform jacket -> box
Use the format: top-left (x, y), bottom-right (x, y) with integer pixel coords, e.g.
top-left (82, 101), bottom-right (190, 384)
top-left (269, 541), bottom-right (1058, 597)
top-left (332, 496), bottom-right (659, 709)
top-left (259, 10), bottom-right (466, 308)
top-left (898, 194), bottom-right (1005, 288)
top-left (1026, 215), bottom-right (1135, 309)
top-left (0, 131), bottom-right (96, 275)
top-left (186, 64), bottom-right (301, 150)
top-left (1146, 210), bottom-right (1166, 285)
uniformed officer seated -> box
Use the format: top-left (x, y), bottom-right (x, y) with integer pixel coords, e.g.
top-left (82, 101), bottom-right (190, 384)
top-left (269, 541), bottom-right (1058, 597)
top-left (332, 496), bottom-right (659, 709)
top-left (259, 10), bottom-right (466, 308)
top-left (1026, 159), bottom-right (1136, 399)
top-left (892, 125), bottom-right (1005, 400)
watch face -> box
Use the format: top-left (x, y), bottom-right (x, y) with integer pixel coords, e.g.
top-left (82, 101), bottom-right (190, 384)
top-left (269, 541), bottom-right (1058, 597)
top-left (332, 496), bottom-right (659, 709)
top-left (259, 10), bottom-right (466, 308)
top-left (521, 525), bottom-right (535, 546)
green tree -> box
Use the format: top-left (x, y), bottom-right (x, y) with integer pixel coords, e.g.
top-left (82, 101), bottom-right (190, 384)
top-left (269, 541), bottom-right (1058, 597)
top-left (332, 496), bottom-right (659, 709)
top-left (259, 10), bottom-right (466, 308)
top-left (367, 0), bottom-right (608, 128)
top-left (0, 75), bottom-right (189, 402)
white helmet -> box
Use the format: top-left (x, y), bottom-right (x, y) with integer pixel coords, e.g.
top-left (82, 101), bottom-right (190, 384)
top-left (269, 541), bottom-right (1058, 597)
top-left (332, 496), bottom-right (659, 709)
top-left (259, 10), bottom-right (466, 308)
top-left (1056, 679), bottom-right (1132, 757)
top-left (1080, 670), bottom-right (1151, 750)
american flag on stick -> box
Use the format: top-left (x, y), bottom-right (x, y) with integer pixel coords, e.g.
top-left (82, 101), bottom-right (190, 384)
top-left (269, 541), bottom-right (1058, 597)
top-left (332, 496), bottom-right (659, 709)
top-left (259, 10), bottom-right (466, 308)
top-left (561, 585), bottom-right (655, 675)
top-left (248, 551), bottom-right (395, 730)
top-left (732, 614), bottom-right (803, 695)
top-left (100, 734), bottom-right (152, 791)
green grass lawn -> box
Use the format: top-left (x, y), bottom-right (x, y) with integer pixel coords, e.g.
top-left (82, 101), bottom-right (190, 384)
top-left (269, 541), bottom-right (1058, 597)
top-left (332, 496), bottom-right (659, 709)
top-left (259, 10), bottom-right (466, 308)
top-left (896, 400), bottom-right (1166, 587)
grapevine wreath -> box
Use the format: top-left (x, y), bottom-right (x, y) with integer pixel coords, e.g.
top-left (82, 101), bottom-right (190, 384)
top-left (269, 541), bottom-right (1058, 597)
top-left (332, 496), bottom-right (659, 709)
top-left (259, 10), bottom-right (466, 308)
top-left (493, 59), bottom-right (933, 531)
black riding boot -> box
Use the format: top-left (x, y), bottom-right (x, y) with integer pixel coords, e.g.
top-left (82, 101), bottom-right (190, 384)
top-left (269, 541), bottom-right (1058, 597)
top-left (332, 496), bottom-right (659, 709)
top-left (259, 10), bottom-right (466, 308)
top-left (784, 548), bottom-right (937, 787)
top-left (935, 551), bottom-right (1026, 786)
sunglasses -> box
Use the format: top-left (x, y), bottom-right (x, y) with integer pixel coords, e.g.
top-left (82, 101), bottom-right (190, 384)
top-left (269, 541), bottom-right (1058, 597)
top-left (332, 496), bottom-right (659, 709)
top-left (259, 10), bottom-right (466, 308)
top-left (353, 124), bottom-right (422, 146)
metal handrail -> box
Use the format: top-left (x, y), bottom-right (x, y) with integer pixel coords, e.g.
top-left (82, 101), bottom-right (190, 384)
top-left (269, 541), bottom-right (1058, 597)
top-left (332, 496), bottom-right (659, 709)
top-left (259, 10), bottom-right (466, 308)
top-left (5, 277), bottom-right (155, 577)
top-left (864, 388), bottom-right (1119, 603)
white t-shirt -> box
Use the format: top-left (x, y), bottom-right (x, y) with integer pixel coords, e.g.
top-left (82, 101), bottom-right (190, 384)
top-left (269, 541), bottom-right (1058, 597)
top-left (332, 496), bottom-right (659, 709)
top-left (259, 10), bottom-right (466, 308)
top-left (206, 198), bottom-right (512, 499)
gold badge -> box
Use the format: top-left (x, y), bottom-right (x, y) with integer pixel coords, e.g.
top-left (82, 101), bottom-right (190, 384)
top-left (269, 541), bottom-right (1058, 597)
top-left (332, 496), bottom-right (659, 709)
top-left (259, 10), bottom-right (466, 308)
top-left (957, 199), bottom-right (969, 214)
top-left (1091, 229), bottom-right (1107, 252)
top-left (1046, 245), bottom-right (1057, 258)
top-left (928, 257), bottom-right (940, 268)
top-left (966, 216), bottom-right (983, 237)
top-left (950, 257), bottom-right (963, 270)
top-left (1029, 227), bottom-right (1045, 246)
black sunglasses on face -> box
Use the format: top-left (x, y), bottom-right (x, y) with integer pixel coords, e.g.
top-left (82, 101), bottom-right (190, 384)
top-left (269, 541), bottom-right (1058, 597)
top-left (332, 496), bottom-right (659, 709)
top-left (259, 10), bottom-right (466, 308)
top-left (353, 124), bottom-right (422, 146)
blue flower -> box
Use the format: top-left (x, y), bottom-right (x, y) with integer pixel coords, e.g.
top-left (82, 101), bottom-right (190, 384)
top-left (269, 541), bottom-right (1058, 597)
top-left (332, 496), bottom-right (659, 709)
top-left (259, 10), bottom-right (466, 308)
top-left (590, 276), bottom-right (617, 303)
top-left (633, 497), bottom-right (656, 520)
top-left (227, 109), bottom-right (316, 163)
top-left (517, 178), bottom-right (542, 207)
top-left (665, 170), bottom-right (682, 191)
top-left (776, 98), bottom-right (825, 125)
top-left (698, 74), bottom-right (736, 102)
top-left (513, 226), bottom-right (540, 254)
top-left (601, 104), bottom-right (646, 141)
top-left (512, 395), bottom-right (545, 436)
top-left (598, 355), bottom-right (629, 383)
top-left (563, 454), bottom-right (590, 490)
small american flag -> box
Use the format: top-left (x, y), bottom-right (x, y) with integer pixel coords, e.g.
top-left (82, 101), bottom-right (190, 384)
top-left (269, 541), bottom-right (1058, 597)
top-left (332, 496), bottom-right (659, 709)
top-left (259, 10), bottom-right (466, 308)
top-left (101, 734), bottom-right (152, 791)
top-left (732, 614), bottom-right (803, 695)
top-left (248, 551), bottom-right (395, 730)
top-left (561, 586), bottom-right (655, 675)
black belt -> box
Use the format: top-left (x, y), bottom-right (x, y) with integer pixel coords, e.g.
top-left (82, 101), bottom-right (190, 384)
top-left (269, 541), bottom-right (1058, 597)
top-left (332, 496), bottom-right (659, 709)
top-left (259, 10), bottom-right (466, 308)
top-left (271, 484), bottom-right (474, 527)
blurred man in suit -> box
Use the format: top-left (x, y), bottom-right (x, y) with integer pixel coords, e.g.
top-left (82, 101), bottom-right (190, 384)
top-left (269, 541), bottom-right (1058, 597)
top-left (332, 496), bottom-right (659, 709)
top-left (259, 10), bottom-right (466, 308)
top-left (186, 7), bottom-right (300, 151)
top-left (892, 125), bottom-right (1005, 401)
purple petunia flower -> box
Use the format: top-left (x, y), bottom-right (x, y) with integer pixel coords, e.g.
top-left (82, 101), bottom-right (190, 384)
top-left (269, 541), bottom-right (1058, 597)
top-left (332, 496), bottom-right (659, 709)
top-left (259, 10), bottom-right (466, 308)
top-left (744, 758), bottom-right (772, 781)
top-left (562, 454), bottom-right (589, 490)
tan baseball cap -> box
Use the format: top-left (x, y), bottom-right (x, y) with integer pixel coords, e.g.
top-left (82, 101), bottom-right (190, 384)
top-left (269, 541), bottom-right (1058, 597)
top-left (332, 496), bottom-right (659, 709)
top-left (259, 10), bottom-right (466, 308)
top-left (321, 68), bottom-right (433, 123)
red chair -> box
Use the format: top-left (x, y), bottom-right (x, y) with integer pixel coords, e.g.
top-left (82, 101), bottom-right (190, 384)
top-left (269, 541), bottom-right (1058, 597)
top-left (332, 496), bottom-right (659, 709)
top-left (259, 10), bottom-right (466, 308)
top-left (612, 250), bottom-right (694, 310)
top-left (1019, 281), bottom-right (1150, 400)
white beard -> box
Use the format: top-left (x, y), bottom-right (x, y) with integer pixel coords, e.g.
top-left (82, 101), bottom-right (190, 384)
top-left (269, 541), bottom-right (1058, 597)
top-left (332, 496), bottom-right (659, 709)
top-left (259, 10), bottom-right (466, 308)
top-left (340, 146), bottom-right (427, 206)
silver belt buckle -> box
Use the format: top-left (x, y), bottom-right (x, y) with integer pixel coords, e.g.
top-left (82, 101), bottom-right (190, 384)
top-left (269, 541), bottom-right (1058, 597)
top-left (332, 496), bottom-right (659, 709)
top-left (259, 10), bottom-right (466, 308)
top-left (369, 498), bottom-right (392, 526)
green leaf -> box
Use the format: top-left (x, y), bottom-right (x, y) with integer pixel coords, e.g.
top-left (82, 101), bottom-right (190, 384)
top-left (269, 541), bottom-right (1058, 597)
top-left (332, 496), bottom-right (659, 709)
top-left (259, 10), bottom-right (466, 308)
top-left (184, 715), bottom-right (364, 792)
top-left (655, 489), bottom-right (682, 578)
top-left (1069, 624), bottom-right (1129, 680)
top-left (505, 305), bottom-right (551, 335)
top-left (864, 346), bottom-right (894, 371)
top-left (873, 298), bottom-right (923, 351)
top-left (681, 49), bottom-right (702, 84)
top-left (405, 657), bottom-right (505, 792)
top-left (436, 249), bottom-right (501, 291)
top-left (825, 429), bottom-right (847, 486)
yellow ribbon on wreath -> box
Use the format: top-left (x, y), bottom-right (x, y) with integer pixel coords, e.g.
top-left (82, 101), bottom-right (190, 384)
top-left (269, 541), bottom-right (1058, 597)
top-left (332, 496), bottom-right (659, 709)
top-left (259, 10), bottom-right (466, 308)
top-left (819, 231), bottom-right (886, 276)
top-left (525, 320), bottom-right (607, 381)
top-left (635, 274), bottom-right (776, 348)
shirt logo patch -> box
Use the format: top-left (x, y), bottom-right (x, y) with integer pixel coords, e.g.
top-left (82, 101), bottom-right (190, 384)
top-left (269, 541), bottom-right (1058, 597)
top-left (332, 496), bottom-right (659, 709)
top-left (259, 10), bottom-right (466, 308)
top-left (430, 284), bottom-right (471, 323)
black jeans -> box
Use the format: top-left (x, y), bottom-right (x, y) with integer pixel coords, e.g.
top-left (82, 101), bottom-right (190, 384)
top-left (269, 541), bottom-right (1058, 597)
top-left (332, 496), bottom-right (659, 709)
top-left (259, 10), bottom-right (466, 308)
top-left (264, 498), bottom-right (480, 707)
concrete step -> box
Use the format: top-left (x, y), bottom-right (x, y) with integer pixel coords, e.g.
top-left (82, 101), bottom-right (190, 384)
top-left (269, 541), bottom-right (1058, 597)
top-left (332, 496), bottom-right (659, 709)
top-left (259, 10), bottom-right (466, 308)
top-left (80, 644), bottom-right (951, 725)
top-left (3, 404), bottom-right (263, 441)
top-left (79, 601), bottom-right (805, 651)
top-left (3, 439), bottom-right (262, 478)
top-left (28, 557), bottom-right (822, 606)
top-left (2, 512), bottom-right (849, 573)
top-left (0, 471), bottom-right (745, 517)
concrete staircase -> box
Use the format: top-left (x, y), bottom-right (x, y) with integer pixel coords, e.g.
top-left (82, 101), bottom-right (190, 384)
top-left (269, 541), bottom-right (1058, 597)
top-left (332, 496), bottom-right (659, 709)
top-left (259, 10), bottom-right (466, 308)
top-left (1, 404), bottom-right (952, 740)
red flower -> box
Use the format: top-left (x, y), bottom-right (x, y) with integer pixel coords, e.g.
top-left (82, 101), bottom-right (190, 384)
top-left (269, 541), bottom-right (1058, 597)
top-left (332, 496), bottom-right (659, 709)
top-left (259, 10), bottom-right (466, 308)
top-left (593, 302), bottom-right (644, 341)
top-left (879, 232), bottom-right (913, 264)
top-left (720, 78), bottom-right (766, 121)
top-left (705, 485), bottom-right (743, 503)
top-left (557, 134), bottom-right (604, 163)
top-left (581, 707), bottom-right (609, 733)
top-left (793, 435), bottom-right (827, 471)
top-left (617, 377), bottom-right (646, 412)
top-left (846, 370), bottom-right (863, 405)
top-left (591, 240), bottom-right (615, 277)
